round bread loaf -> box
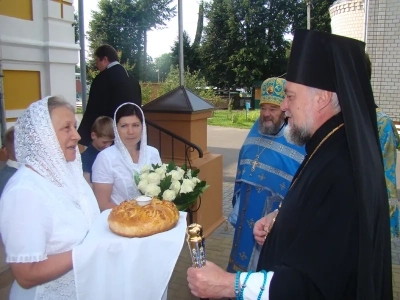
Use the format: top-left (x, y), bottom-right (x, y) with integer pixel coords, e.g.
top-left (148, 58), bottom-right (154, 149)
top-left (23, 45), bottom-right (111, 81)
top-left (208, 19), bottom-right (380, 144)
top-left (108, 198), bottom-right (180, 237)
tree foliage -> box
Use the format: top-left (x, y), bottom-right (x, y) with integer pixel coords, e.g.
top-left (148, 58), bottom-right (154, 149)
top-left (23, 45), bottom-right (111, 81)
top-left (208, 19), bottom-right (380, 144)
top-left (86, 0), bottom-right (175, 81)
top-left (170, 31), bottom-right (202, 73)
top-left (155, 53), bottom-right (172, 82)
top-left (199, 0), bottom-right (334, 88)
top-left (160, 66), bottom-right (215, 102)
top-left (291, 0), bottom-right (335, 33)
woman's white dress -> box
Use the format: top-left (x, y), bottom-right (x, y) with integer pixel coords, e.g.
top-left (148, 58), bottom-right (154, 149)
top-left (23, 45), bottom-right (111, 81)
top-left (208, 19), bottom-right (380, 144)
top-left (92, 145), bottom-right (162, 204)
top-left (0, 166), bottom-right (99, 300)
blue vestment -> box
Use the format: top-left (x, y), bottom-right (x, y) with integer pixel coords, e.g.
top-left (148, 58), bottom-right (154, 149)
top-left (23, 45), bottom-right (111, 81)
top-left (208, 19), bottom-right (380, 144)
top-left (376, 108), bottom-right (400, 239)
top-left (227, 120), bottom-right (305, 272)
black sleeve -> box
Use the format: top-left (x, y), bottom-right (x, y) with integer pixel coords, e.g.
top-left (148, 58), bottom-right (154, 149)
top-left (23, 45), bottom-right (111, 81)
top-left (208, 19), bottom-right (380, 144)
top-left (78, 75), bottom-right (112, 146)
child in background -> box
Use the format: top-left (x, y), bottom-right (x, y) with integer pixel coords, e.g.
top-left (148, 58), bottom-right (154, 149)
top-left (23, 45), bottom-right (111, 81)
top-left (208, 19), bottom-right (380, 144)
top-left (82, 116), bottom-right (114, 184)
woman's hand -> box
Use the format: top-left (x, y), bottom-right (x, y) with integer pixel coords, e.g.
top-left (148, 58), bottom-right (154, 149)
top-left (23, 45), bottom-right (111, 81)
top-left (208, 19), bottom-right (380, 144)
top-left (187, 261), bottom-right (236, 299)
top-left (253, 211), bottom-right (277, 246)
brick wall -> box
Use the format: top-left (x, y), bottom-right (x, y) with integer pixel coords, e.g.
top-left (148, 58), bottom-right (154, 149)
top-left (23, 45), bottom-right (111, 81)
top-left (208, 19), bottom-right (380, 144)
top-left (330, 0), bottom-right (365, 41)
top-left (367, 0), bottom-right (400, 122)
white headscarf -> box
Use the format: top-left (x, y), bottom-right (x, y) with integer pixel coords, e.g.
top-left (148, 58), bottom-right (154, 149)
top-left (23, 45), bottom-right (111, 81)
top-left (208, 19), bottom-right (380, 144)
top-left (113, 102), bottom-right (149, 173)
top-left (14, 96), bottom-right (98, 225)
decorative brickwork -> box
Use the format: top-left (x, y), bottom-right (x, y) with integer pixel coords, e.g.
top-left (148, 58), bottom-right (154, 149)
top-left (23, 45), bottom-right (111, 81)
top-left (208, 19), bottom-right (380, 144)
top-left (329, 0), bottom-right (365, 41)
top-left (367, 0), bottom-right (400, 122)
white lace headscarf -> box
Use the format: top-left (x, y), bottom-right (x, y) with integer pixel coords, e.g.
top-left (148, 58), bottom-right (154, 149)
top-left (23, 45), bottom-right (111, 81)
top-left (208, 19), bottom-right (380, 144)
top-left (14, 96), bottom-right (98, 225)
top-left (113, 102), bottom-right (148, 174)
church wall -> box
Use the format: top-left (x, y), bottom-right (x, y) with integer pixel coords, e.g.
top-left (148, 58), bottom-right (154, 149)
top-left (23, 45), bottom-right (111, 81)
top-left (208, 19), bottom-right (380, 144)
top-left (0, 0), bottom-right (79, 128)
top-left (329, 0), bottom-right (365, 42)
top-left (367, 0), bottom-right (400, 122)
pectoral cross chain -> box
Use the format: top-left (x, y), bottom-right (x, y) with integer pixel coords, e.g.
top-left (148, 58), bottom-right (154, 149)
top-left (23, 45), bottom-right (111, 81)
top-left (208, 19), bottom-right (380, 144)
top-left (251, 154), bottom-right (260, 172)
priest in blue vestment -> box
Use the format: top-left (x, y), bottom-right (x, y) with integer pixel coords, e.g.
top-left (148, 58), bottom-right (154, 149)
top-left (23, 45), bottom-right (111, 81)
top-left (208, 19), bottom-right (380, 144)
top-left (227, 77), bottom-right (305, 272)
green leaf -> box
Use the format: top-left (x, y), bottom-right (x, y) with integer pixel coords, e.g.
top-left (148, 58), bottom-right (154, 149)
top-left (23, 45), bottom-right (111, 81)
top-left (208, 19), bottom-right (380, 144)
top-left (134, 171), bottom-right (140, 185)
top-left (192, 169), bottom-right (200, 177)
top-left (167, 161), bottom-right (175, 172)
top-left (159, 175), bottom-right (172, 193)
top-left (201, 184), bottom-right (210, 193)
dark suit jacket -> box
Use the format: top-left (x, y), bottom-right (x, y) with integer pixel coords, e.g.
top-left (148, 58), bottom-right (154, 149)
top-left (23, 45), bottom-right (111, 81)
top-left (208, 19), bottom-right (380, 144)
top-left (78, 64), bottom-right (142, 146)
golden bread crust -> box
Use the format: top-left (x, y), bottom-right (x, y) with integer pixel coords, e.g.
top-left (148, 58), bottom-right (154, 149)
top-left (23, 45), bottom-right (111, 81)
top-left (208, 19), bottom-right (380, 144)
top-left (108, 198), bottom-right (179, 237)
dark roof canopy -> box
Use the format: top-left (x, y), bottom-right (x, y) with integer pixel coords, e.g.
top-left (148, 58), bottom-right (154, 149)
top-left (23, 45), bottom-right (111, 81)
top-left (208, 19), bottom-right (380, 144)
top-left (142, 86), bottom-right (214, 113)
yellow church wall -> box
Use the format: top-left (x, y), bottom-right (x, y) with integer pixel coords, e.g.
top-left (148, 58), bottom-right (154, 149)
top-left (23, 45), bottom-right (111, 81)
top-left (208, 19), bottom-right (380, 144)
top-left (0, 0), bottom-right (32, 21)
top-left (3, 70), bottom-right (41, 114)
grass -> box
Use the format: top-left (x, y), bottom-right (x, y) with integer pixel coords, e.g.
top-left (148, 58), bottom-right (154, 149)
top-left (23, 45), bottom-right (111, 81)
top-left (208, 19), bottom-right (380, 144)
top-left (207, 109), bottom-right (259, 129)
top-left (76, 107), bottom-right (82, 114)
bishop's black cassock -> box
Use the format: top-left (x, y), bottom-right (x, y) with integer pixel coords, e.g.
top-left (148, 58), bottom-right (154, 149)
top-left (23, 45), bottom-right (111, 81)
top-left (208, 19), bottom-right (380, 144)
top-left (78, 63), bottom-right (142, 146)
top-left (257, 30), bottom-right (392, 300)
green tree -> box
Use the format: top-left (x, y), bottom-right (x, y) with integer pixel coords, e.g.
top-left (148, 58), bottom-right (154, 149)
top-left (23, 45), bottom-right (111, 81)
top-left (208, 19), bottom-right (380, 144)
top-left (86, 0), bottom-right (175, 81)
top-left (201, 0), bottom-right (237, 88)
top-left (161, 66), bottom-right (215, 100)
top-left (154, 53), bottom-right (172, 82)
top-left (192, 0), bottom-right (204, 49)
top-left (170, 31), bottom-right (202, 72)
top-left (202, 0), bottom-right (295, 88)
top-left (291, 0), bottom-right (335, 33)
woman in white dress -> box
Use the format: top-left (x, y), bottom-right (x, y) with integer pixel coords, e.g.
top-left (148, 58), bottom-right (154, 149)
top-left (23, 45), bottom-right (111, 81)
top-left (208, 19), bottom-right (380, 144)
top-left (0, 96), bottom-right (100, 299)
top-left (92, 102), bottom-right (161, 211)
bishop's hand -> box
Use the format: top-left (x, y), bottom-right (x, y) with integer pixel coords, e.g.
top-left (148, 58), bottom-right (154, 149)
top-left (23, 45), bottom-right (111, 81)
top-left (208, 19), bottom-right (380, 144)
top-left (187, 261), bottom-right (236, 299)
top-left (254, 211), bottom-right (277, 246)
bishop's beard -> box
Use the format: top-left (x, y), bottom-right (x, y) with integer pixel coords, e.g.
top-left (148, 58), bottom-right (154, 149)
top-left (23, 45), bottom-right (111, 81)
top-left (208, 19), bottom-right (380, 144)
top-left (284, 116), bottom-right (314, 146)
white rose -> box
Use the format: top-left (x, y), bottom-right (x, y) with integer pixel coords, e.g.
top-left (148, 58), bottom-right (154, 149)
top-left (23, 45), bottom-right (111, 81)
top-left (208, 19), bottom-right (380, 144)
top-left (176, 167), bottom-right (186, 178)
top-left (147, 172), bottom-right (161, 185)
top-left (137, 180), bottom-right (149, 194)
top-left (170, 180), bottom-right (181, 194)
top-left (163, 163), bottom-right (169, 169)
top-left (140, 165), bottom-right (152, 173)
top-left (162, 189), bottom-right (176, 201)
top-left (139, 173), bottom-right (148, 181)
top-left (168, 170), bottom-right (182, 181)
top-left (145, 183), bottom-right (161, 197)
top-left (191, 177), bottom-right (201, 185)
top-left (181, 180), bottom-right (193, 194)
top-left (182, 178), bottom-right (195, 189)
top-left (186, 169), bottom-right (192, 179)
top-left (155, 166), bottom-right (166, 180)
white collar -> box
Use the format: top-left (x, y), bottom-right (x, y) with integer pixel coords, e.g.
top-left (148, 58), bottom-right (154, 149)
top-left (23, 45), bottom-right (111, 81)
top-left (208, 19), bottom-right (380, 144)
top-left (6, 159), bottom-right (19, 169)
top-left (107, 61), bottom-right (120, 69)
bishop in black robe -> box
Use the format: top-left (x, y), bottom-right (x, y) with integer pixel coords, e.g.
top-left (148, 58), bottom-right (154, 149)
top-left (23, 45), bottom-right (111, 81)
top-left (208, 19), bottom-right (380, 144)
top-left (256, 30), bottom-right (392, 300)
top-left (78, 63), bottom-right (142, 146)
top-left (186, 29), bottom-right (392, 300)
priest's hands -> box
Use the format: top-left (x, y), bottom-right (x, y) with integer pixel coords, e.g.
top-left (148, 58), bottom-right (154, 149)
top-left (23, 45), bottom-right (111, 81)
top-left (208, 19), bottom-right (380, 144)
top-left (187, 261), bottom-right (236, 299)
top-left (254, 211), bottom-right (277, 245)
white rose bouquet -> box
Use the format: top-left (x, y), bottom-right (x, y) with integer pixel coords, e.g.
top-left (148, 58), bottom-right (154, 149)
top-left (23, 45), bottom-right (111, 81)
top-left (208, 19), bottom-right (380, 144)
top-left (134, 161), bottom-right (209, 211)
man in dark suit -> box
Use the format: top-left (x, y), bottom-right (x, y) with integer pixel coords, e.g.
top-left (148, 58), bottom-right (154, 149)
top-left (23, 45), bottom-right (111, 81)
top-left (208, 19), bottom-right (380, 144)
top-left (78, 44), bottom-right (142, 146)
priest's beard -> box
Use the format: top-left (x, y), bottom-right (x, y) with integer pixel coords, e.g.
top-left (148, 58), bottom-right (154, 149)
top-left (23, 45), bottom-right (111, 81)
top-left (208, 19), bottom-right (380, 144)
top-left (284, 115), bottom-right (314, 146)
top-left (258, 116), bottom-right (285, 135)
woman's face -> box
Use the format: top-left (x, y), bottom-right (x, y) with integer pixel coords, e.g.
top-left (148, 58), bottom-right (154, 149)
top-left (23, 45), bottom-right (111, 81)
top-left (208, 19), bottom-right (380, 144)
top-left (117, 115), bottom-right (142, 148)
top-left (51, 106), bottom-right (81, 162)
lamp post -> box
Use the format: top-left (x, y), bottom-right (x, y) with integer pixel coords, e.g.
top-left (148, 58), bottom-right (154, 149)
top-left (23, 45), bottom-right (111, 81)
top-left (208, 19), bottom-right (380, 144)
top-left (306, 0), bottom-right (311, 30)
top-left (178, 0), bottom-right (184, 86)
top-left (78, 0), bottom-right (87, 112)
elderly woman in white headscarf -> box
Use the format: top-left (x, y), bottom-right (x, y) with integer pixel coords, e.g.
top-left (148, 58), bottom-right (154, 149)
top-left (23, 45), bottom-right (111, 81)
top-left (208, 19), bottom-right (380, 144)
top-left (92, 102), bottom-right (162, 211)
top-left (0, 96), bottom-right (100, 299)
